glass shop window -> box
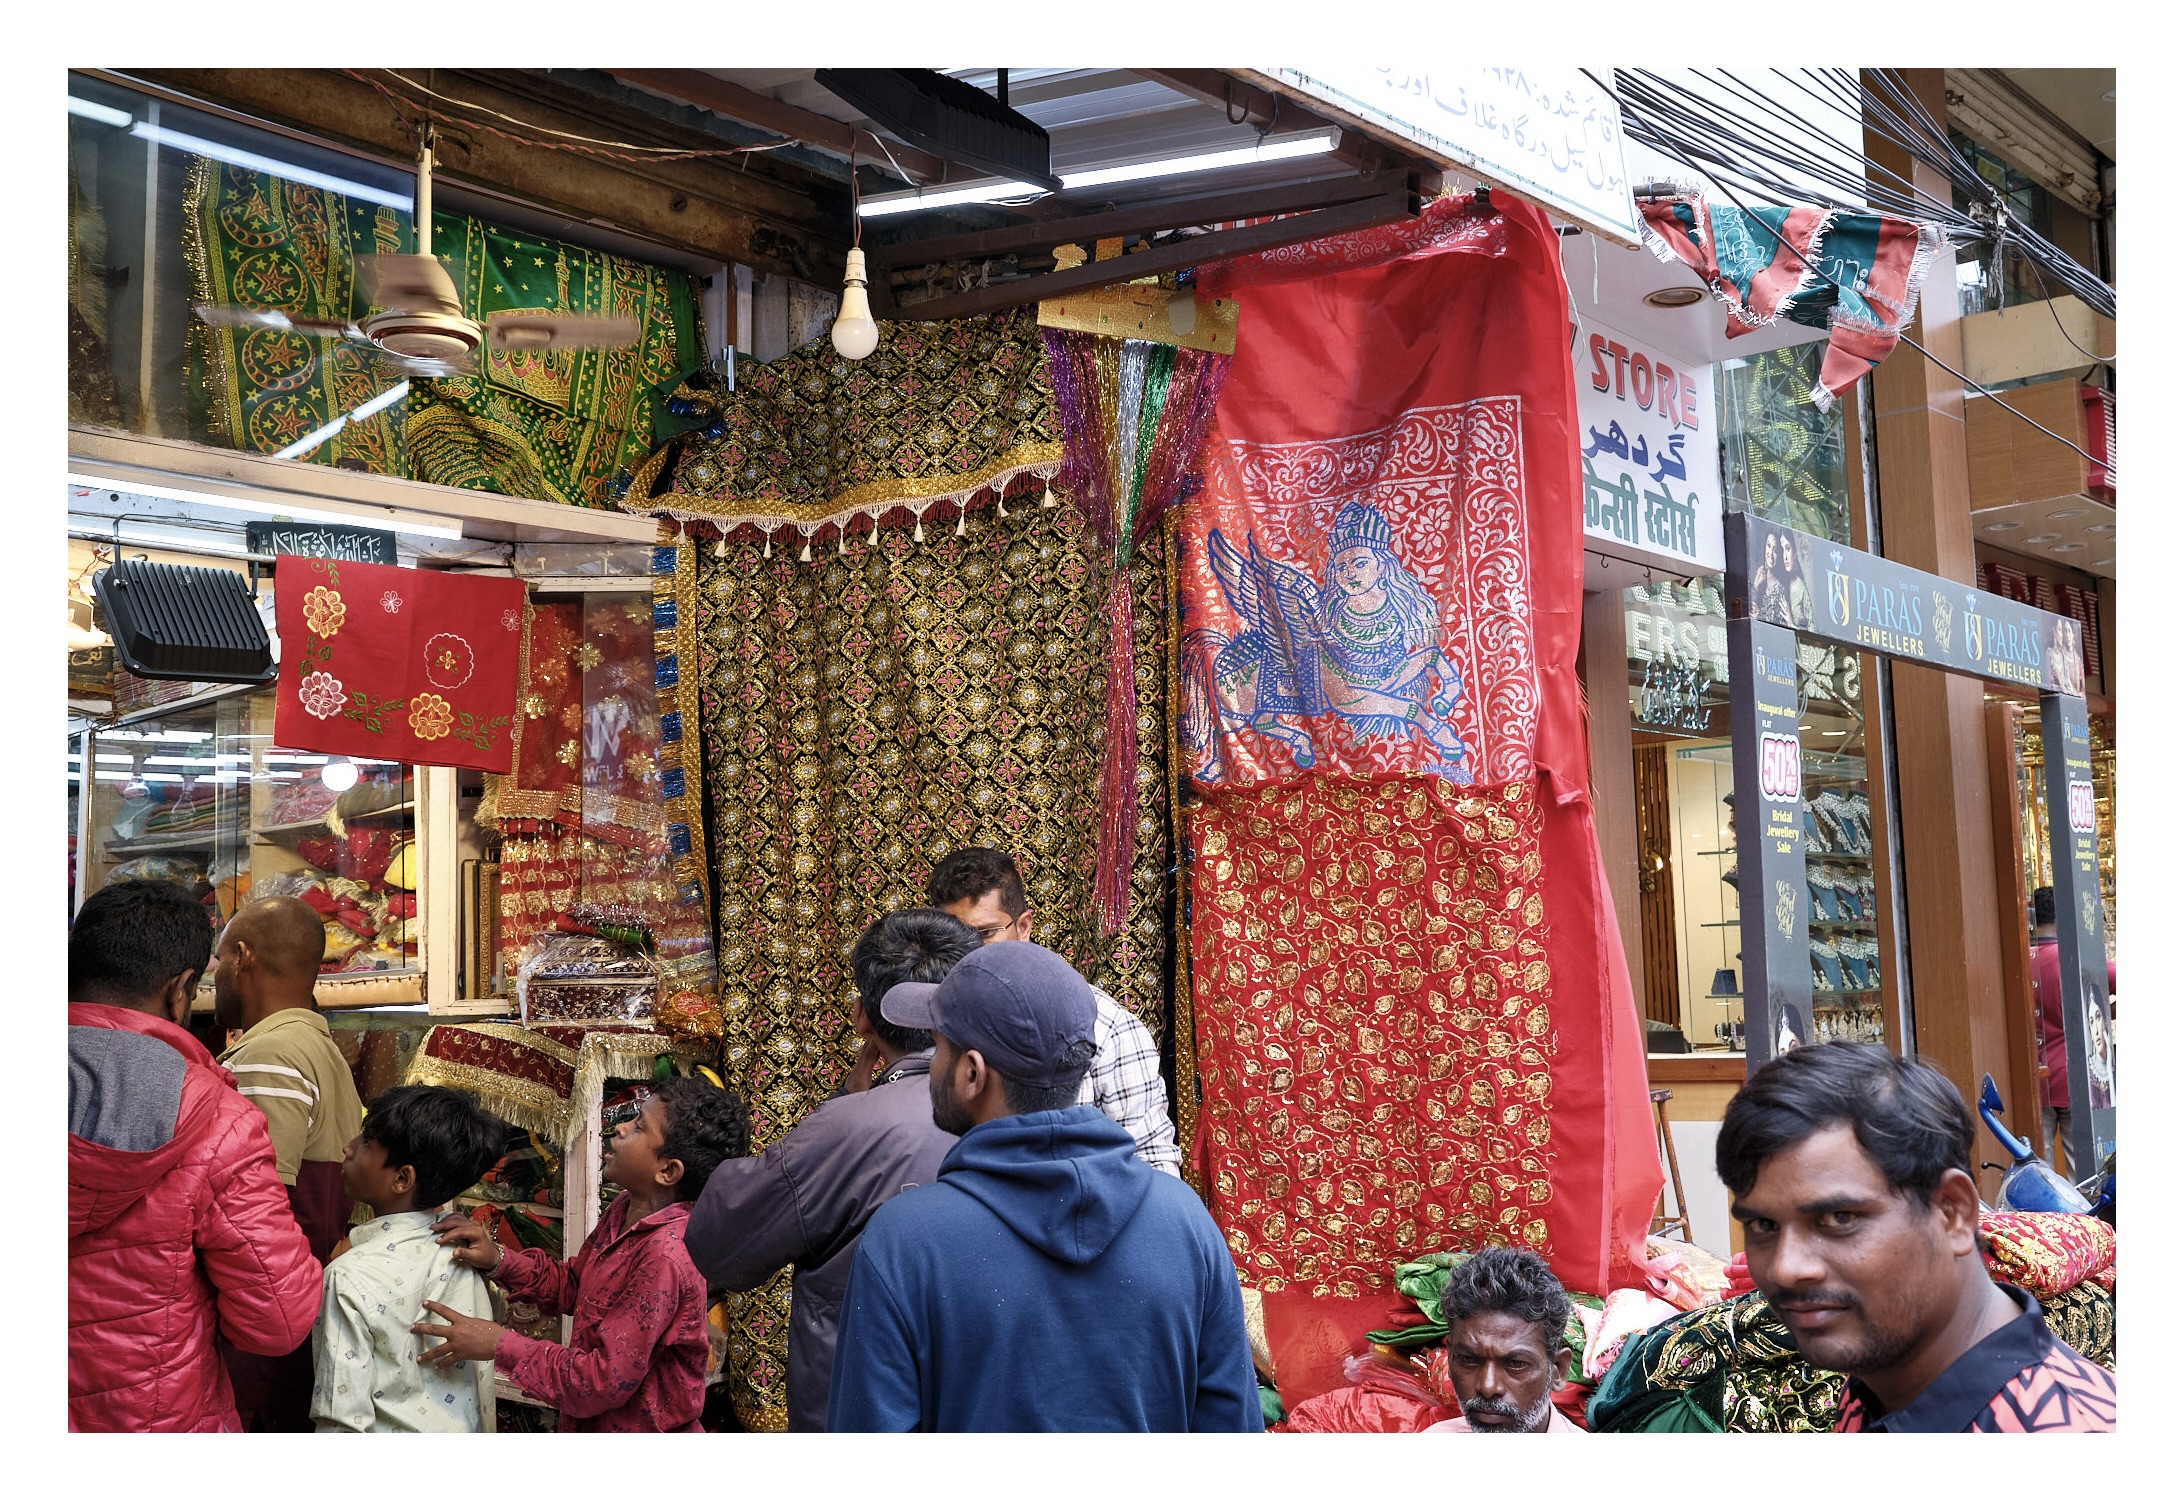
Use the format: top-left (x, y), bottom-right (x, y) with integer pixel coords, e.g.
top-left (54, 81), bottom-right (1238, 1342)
top-left (76, 686), bottom-right (422, 978)
top-left (66, 72), bottom-right (701, 509)
top-left (1949, 131), bottom-right (2062, 317)
top-left (1717, 346), bottom-right (1854, 545)
top-left (67, 74), bottom-right (418, 454)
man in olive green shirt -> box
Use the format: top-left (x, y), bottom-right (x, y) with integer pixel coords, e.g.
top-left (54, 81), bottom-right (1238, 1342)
top-left (214, 895), bottom-right (366, 1430)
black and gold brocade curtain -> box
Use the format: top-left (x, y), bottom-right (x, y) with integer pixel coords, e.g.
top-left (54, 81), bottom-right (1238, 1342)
top-left (628, 307), bottom-right (1185, 1425)
top-left (688, 498), bottom-right (1173, 1427)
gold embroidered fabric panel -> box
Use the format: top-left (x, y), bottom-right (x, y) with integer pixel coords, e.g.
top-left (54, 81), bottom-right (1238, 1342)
top-left (693, 497), bottom-right (1171, 1425)
top-left (627, 308), bottom-right (1062, 532)
top-left (1187, 776), bottom-right (1557, 1296)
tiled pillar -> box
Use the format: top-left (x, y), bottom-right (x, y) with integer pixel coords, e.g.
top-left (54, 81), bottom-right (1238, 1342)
top-left (1863, 69), bottom-right (2014, 1111)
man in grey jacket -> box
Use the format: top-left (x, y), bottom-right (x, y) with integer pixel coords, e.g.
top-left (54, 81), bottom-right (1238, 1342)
top-left (682, 907), bottom-right (978, 1431)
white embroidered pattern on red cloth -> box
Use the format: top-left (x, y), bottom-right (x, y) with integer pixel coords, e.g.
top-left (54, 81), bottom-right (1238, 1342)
top-left (1186, 397), bottom-right (1538, 787)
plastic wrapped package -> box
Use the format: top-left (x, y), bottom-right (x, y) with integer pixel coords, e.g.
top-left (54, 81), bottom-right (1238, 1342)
top-left (515, 931), bottom-right (659, 1025)
top-left (109, 855), bottom-right (212, 897)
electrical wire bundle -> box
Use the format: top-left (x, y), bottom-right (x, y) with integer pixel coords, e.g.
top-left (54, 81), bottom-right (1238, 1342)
top-left (1604, 67), bottom-right (2113, 323)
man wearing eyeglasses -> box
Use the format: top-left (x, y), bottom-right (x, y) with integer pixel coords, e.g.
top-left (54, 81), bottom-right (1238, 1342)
top-left (924, 848), bottom-right (1181, 1176)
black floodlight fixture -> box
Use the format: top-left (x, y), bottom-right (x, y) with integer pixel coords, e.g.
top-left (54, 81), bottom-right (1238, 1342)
top-left (93, 556), bottom-right (276, 683)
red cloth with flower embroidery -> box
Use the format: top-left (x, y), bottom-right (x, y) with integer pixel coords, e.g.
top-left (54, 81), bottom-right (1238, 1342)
top-left (273, 557), bottom-right (525, 773)
top-left (490, 1194), bottom-right (709, 1432)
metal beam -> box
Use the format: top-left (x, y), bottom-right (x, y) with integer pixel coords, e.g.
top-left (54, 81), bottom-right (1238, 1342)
top-left (884, 184), bottom-right (1415, 323)
top-left (866, 173), bottom-right (1402, 270)
top-left (606, 69), bottom-right (951, 186)
top-left (119, 68), bottom-right (848, 282)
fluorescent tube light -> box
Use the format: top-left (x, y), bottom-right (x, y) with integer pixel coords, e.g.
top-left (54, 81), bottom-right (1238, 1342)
top-left (351, 381), bottom-right (413, 421)
top-left (274, 381), bottom-right (410, 460)
top-left (128, 122), bottom-right (413, 212)
top-left (93, 522), bottom-right (256, 559)
top-left (68, 96), bottom-right (134, 129)
top-left (1061, 130), bottom-right (1340, 191)
top-left (66, 470), bottom-right (466, 541)
top-left (858, 129), bottom-right (1343, 218)
top-left (858, 179), bottom-right (1046, 219)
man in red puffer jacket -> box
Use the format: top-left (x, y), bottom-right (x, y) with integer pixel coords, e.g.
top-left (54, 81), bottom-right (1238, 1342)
top-left (69, 879), bottom-right (323, 1431)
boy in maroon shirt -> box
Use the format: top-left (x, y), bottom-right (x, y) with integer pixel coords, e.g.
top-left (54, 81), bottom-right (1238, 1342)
top-left (419, 1076), bottom-right (749, 1431)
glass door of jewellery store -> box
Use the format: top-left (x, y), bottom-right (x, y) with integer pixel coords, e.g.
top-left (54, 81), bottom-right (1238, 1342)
top-left (1625, 578), bottom-right (1898, 1063)
top-left (1723, 513), bottom-right (2114, 1175)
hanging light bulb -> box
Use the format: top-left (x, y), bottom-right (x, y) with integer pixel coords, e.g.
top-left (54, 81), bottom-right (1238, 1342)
top-left (321, 755), bottom-right (360, 793)
top-left (831, 248), bottom-right (880, 360)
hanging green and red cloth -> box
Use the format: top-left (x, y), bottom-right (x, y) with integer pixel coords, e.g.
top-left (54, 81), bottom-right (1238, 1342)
top-left (1639, 192), bottom-right (1947, 411)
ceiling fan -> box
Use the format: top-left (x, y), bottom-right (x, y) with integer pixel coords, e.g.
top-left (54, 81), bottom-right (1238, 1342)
top-left (193, 135), bottom-right (642, 377)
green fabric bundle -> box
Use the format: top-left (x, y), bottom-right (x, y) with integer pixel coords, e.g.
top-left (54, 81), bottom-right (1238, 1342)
top-left (1367, 1251), bottom-right (1604, 1383)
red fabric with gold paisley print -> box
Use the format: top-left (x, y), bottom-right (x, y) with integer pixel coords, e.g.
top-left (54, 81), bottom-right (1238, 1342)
top-left (1183, 193), bottom-right (1660, 1299)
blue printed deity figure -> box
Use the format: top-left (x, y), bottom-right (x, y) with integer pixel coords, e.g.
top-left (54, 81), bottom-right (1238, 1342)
top-left (1183, 498), bottom-right (1469, 781)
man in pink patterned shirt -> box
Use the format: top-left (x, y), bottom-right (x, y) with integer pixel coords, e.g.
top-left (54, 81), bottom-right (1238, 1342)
top-left (418, 1076), bottom-right (750, 1431)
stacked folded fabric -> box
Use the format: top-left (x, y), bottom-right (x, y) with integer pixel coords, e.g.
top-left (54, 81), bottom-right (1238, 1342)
top-left (145, 784), bottom-right (217, 834)
top-left (263, 777), bottom-right (340, 826)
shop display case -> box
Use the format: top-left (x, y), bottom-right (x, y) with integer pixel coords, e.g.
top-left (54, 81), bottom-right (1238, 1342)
top-left (75, 679), bottom-right (459, 1009)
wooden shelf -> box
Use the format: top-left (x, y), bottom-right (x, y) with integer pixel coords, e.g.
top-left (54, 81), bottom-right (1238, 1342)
top-left (1647, 1054), bottom-right (1749, 1084)
top-left (256, 800), bottom-right (414, 836)
top-left (105, 826), bottom-right (226, 854)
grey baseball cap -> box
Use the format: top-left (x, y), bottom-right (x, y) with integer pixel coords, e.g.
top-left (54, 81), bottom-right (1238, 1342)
top-left (880, 941), bottom-right (1096, 1088)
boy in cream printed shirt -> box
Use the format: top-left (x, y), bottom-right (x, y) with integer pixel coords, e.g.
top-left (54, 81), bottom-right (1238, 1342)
top-left (310, 1085), bottom-right (507, 1432)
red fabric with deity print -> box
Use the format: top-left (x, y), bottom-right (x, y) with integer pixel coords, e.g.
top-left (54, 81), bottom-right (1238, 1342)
top-left (273, 556), bottom-right (524, 773)
top-left (1183, 193), bottom-right (1659, 1298)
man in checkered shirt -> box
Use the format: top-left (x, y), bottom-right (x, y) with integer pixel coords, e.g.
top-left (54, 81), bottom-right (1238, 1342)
top-left (928, 848), bottom-right (1181, 1177)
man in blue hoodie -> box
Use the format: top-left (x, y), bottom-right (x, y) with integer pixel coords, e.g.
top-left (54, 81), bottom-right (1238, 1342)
top-left (826, 941), bottom-right (1262, 1432)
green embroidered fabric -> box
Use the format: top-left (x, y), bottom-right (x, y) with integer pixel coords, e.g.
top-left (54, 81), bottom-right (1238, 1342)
top-left (184, 156), bottom-right (696, 506)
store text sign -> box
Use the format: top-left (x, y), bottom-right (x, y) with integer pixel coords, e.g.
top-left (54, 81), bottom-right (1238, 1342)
top-left (1578, 324), bottom-right (1722, 572)
top-left (1252, 68), bottom-right (1641, 244)
top-left (1730, 516), bottom-right (2086, 694)
top-left (246, 521), bottom-right (398, 566)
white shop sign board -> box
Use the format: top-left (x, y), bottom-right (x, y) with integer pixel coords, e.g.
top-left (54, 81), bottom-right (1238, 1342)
top-left (1249, 67), bottom-right (1641, 245)
top-left (1576, 320), bottom-right (1724, 574)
